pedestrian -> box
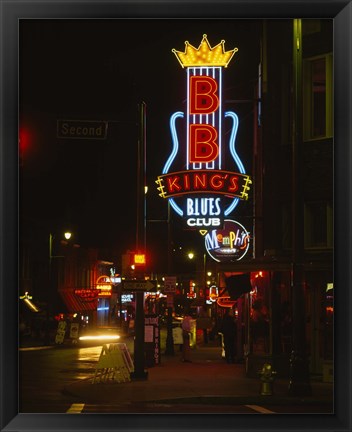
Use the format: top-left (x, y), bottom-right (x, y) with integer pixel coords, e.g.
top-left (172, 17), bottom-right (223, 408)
top-left (220, 308), bottom-right (237, 363)
top-left (198, 306), bottom-right (209, 344)
top-left (181, 310), bottom-right (192, 362)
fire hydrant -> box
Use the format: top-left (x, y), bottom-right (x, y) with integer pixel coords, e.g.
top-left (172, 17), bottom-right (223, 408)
top-left (259, 363), bottom-right (277, 395)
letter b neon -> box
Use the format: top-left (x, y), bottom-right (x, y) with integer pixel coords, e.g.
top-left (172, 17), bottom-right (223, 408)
top-left (190, 76), bottom-right (219, 115)
top-left (189, 124), bottom-right (219, 163)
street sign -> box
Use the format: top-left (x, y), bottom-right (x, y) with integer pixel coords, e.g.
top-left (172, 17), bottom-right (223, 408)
top-left (164, 276), bottom-right (177, 293)
top-left (122, 280), bottom-right (157, 292)
top-left (57, 119), bottom-right (108, 140)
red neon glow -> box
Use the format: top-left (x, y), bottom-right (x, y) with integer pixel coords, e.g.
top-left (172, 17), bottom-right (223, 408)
top-left (19, 129), bottom-right (30, 153)
top-left (189, 124), bottom-right (219, 163)
top-left (190, 75), bottom-right (219, 114)
top-left (74, 289), bottom-right (100, 301)
top-left (217, 296), bottom-right (236, 307)
top-left (157, 169), bottom-right (250, 199)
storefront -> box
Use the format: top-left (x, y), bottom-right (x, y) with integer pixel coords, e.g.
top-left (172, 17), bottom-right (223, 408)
top-left (216, 259), bottom-right (333, 378)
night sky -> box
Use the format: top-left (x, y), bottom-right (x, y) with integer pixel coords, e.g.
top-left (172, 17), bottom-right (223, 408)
top-left (19, 19), bottom-right (262, 270)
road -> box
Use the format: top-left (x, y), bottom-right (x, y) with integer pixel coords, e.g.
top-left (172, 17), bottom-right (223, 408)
top-left (19, 342), bottom-right (332, 414)
top-left (19, 344), bottom-right (102, 413)
top-left (20, 345), bottom-right (257, 413)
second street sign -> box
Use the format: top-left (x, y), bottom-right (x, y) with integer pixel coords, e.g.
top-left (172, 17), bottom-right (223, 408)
top-left (122, 280), bottom-right (157, 292)
top-left (57, 119), bottom-right (108, 140)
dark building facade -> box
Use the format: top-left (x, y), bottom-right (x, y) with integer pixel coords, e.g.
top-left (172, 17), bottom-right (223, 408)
top-left (216, 19), bottom-right (333, 381)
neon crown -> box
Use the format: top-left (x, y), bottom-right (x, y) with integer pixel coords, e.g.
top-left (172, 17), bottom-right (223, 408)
top-left (172, 34), bottom-right (238, 68)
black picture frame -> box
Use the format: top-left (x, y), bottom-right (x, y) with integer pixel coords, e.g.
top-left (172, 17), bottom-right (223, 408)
top-left (1, 1), bottom-right (351, 431)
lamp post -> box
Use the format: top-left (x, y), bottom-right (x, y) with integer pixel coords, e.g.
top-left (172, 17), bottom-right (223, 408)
top-left (45, 231), bottom-right (72, 345)
top-left (187, 251), bottom-right (208, 300)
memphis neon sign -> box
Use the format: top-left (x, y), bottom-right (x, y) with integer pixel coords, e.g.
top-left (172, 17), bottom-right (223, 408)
top-left (204, 219), bottom-right (250, 262)
top-left (156, 35), bottom-right (251, 229)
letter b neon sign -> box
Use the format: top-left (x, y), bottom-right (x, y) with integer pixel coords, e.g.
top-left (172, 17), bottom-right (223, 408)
top-left (190, 76), bottom-right (219, 114)
top-left (189, 75), bottom-right (220, 163)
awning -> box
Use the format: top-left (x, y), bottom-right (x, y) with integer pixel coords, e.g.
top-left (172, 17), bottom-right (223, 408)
top-left (59, 288), bottom-right (98, 313)
top-left (218, 257), bottom-right (332, 272)
top-left (219, 260), bottom-right (292, 272)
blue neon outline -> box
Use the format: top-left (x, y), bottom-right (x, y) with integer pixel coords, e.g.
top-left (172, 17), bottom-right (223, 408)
top-left (224, 111), bottom-right (245, 216)
top-left (162, 111), bottom-right (184, 175)
top-left (169, 198), bottom-right (183, 216)
top-left (162, 111), bottom-right (184, 216)
top-left (225, 111), bottom-right (244, 173)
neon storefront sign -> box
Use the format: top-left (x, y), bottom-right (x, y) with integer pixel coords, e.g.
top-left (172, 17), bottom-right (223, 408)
top-left (74, 289), bottom-right (100, 302)
top-left (205, 219), bottom-right (250, 262)
top-left (95, 275), bottom-right (112, 298)
top-left (156, 35), bottom-right (252, 229)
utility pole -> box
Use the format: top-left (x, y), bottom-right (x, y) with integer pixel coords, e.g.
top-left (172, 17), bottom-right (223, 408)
top-left (164, 202), bottom-right (175, 355)
top-left (131, 101), bottom-right (148, 380)
top-left (288, 19), bottom-right (312, 396)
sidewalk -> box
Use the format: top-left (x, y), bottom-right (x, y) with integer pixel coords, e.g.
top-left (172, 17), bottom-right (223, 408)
top-left (62, 342), bottom-right (333, 412)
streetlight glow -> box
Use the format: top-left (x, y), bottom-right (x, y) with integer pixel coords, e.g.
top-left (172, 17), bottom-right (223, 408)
top-left (64, 232), bottom-right (72, 240)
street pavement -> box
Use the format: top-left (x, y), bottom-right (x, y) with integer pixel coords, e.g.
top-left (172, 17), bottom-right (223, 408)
top-left (60, 341), bottom-right (333, 413)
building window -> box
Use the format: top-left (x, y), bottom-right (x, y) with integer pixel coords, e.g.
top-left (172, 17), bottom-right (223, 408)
top-left (304, 202), bottom-right (333, 248)
top-left (303, 54), bottom-right (333, 141)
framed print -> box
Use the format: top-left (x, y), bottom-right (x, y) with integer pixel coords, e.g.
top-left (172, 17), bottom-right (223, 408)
top-left (1, 1), bottom-right (351, 431)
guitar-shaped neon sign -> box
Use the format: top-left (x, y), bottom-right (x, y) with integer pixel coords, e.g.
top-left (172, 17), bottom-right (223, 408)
top-left (156, 35), bottom-right (252, 229)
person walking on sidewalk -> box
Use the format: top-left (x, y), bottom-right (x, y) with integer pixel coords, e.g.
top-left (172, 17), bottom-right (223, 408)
top-left (181, 310), bottom-right (192, 362)
top-left (220, 308), bottom-right (237, 363)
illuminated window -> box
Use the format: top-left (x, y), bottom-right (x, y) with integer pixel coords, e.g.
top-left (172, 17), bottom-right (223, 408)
top-left (304, 202), bottom-right (333, 248)
top-left (303, 54), bottom-right (333, 140)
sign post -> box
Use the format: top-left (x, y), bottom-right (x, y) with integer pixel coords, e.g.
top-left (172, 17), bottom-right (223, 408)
top-left (130, 102), bottom-right (148, 381)
top-left (164, 276), bottom-right (177, 356)
top-left (144, 314), bottom-right (160, 367)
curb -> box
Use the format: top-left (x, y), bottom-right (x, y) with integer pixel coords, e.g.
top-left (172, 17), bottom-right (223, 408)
top-left (62, 380), bottom-right (333, 407)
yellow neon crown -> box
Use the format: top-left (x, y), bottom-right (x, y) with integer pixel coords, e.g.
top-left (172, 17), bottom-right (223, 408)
top-left (172, 34), bottom-right (238, 68)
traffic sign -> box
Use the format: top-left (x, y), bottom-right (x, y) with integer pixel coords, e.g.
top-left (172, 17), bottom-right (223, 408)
top-left (164, 276), bottom-right (177, 293)
top-left (122, 280), bottom-right (157, 292)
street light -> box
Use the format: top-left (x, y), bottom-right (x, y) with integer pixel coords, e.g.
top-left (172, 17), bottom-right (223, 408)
top-left (187, 251), bottom-right (208, 299)
top-left (45, 230), bottom-right (73, 345)
top-left (187, 252), bottom-right (195, 260)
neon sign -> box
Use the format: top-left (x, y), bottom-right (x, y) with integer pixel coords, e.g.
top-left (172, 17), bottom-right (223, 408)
top-left (156, 170), bottom-right (250, 199)
top-left (156, 35), bottom-right (252, 229)
top-left (95, 275), bottom-right (112, 298)
top-left (74, 289), bottom-right (100, 301)
top-left (205, 219), bottom-right (250, 262)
